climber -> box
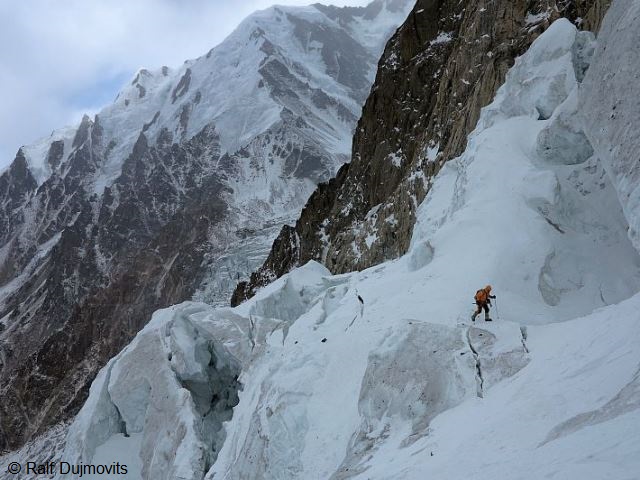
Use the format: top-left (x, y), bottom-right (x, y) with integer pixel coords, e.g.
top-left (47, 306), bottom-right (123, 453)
top-left (471, 285), bottom-right (496, 322)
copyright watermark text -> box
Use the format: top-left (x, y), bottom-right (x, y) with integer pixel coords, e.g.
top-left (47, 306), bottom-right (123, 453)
top-left (5, 461), bottom-right (128, 477)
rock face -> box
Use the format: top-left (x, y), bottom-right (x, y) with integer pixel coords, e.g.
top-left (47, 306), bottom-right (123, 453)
top-left (0, 0), bottom-right (413, 451)
top-left (233, 0), bottom-right (611, 305)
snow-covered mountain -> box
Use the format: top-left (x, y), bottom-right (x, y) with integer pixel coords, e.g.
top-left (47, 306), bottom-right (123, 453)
top-left (34, 2), bottom-right (640, 479)
top-left (0, 0), bottom-right (413, 451)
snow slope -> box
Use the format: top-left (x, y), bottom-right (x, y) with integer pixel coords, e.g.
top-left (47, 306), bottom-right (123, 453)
top-left (57, 15), bottom-right (640, 480)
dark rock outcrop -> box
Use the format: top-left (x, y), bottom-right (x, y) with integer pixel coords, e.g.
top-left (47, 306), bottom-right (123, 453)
top-left (0, 151), bottom-right (38, 284)
top-left (233, 0), bottom-right (611, 305)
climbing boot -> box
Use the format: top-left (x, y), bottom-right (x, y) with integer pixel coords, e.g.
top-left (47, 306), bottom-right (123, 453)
top-left (484, 313), bottom-right (492, 322)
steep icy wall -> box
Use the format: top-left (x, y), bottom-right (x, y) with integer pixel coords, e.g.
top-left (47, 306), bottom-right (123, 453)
top-left (233, 0), bottom-right (611, 305)
top-left (60, 304), bottom-right (243, 480)
top-left (57, 16), bottom-right (640, 479)
top-left (0, 0), bottom-right (413, 451)
top-left (580, 0), bottom-right (640, 253)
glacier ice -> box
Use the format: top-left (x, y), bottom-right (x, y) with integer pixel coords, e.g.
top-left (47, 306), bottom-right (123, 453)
top-left (60, 303), bottom-right (242, 480)
top-left (580, 0), bottom-right (640, 253)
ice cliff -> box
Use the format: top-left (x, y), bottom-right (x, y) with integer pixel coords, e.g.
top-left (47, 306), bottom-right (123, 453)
top-left (580, 0), bottom-right (640, 253)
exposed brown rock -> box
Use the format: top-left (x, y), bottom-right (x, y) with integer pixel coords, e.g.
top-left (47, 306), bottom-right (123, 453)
top-left (233, 0), bottom-right (610, 305)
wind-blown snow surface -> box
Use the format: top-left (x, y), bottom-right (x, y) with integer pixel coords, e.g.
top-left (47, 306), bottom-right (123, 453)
top-left (59, 19), bottom-right (640, 480)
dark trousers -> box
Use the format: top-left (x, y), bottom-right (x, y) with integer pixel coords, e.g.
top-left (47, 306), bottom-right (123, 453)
top-left (474, 301), bottom-right (490, 317)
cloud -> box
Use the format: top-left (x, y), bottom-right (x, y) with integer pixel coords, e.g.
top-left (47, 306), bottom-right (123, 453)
top-left (0, 0), bottom-right (371, 168)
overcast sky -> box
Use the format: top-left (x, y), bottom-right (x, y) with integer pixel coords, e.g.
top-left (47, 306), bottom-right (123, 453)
top-left (0, 0), bottom-right (370, 169)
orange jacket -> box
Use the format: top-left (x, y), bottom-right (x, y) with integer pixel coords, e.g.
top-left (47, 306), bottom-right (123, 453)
top-left (474, 285), bottom-right (493, 303)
